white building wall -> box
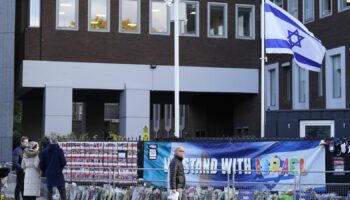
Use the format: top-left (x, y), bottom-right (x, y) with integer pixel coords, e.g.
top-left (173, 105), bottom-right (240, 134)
top-left (22, 60), bottom-right (259, 137)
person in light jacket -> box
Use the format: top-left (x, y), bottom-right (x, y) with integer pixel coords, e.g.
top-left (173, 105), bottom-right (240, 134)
top-left (21, 141), bottom-right (41, 200)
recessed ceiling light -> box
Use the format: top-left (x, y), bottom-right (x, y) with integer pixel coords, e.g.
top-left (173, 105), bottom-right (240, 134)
top-left (127, 23), bottom-right (137, 27)
top-left (152, 9), bottom-right (160, 12)
top-left (190, 11), bottom-right (196, 15)
top-left (59, 12), bottom-right (65, 15)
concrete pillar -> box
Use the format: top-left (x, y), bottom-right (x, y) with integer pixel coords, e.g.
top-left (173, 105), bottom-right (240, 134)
top-left (44, 87), bottom-right (73, 135)
top-left (85, 102), bottom-right (105, 138)
top-left (119, 89), bottom-right (150, 138)
top-left (0, 0), bottom-right (15, 162)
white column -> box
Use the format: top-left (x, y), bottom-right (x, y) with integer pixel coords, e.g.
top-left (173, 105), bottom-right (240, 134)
top-left (119, 88), bottom-right (150, 138)
top-left (44, 86), bottom-right (73, 135)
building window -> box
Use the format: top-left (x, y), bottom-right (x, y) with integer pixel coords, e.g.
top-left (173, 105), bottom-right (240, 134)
top-left (120, 0), bottom-right (140, 33)
top-left (300, 120), bottom-right (335, 138)
top-left (326, 46), bottom-right (346, 109)
top-left (180, 1), bottom-right (199, 36)
top-left (298, 67), bottom-right (306, 103)
top-left (282, 63), bottom-right (292, 101)
top-left (338, 0), bottom-right (350, 12)
top-left (208, 3), bottom-right (227, 38)
top-left (293, 61), bottom-right (309, 109)
top-left (73, 102), bottom-right (83, 121)
top-left (288, 0), bottom-right (298, 19)
top-left (318, 68), bottom-right (323, 97)
top-left (56, 0), bottom-right (78, 30)
top-left (104, 103), bottom-right (119, 121)
top-left (235, 4), bottom-right (255, 40)
top-left (320, 0), bottom-right (332, 18)
top-left (332, 55), bottom-right (342, 98)
top-left (272, 0), bottom-right (283, 8)
top-left (29, 0), bottom-right (40, 27)
top-left (269, 69), bottom-right (277, 106)
top-left (88, 0), bottom-right (109, 32)
top-left (150, 0), bottom-right (169, 35)
top-left (266, 63), bottom-right (279, 110)
top-left (303, 0), bottom-right (315, 23)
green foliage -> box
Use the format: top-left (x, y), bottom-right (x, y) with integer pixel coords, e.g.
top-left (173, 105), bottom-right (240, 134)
top-left (107, 130), bottom-right (125, 141)
top-left (13, 101), bottom-right (22, 147)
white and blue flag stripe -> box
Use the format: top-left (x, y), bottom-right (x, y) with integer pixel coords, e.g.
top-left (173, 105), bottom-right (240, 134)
top-left (265, 0), bottom-right (326, 72)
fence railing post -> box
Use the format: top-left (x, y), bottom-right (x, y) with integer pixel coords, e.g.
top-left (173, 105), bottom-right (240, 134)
top-left (232, 171), bottom-right (235, 199)
top-left (294, 173), bottom-right (298, 200)
top-left (227, 172), bottom-right (230, 200)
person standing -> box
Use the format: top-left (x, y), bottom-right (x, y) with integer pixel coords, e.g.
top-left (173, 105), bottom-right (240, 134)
top-left (22, 141), bottom-right (41, 200)
top-left (39, 135), bottom-right (67, 200)
top-left (13, 136), bottom-right (29, 200)
top-left (169, 146), bottom-right (186, 200)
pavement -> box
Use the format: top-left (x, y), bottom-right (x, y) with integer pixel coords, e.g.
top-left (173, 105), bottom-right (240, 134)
top-left (2, 172), bottom-right (47, 200)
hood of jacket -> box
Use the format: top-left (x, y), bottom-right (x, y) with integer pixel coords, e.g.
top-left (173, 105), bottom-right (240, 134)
top-left (24, 148), bottom-right (39, 158)
top-left (48, 144), bottom-right (60, 152)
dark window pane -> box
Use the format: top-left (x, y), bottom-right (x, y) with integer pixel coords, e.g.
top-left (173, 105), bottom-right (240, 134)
top-left (305, 126), bottom-right (331, 138)
top-left (209, 5), bottom-right (225, 36)
top-left (238, 7), bottom-right (251, 37)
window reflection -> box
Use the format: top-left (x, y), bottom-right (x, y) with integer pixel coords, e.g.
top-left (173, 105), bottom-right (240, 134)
top-left (57, 0), bottom-right (77, 29)
top-left (89, 0), bottom-right (109, 31)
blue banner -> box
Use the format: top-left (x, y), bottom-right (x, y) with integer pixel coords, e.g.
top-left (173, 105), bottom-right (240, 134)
top-left (143, 141), bottom-right (325, 191)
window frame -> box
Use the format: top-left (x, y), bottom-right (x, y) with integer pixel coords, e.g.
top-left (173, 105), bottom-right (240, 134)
top-left (119, 0), bottom-right (141, 34)
top-left (180, 1), bottom-right (200, 37)
top-left (300, 120), bottom-right (335, 138)
top-left (319, 0), bottom-right (333, 18)
top-left (207, 2), bottom-right (228, 39)
top-left (88, 0), bottom-right (110, 32)
top-left (235, 4), bottom-right (255, 40)
top-left (298, 67), bottom-right (306, 103)
top-left (265, 63), bottom-right (279, 110)
top-left (29, 0), bottom-right (41, 28)
top-left (332, 54), bottom-right (342, 99)
top-left (318, 66), bottom-right (323, 97)
top-left (303, 0), bottom-right (315, 24)
top-left (338, 0), bottom-right (350, 12)
top-left (288, 0), bottom-right (299, 19)
top-left (325, 46), bottom-right (346, 109)
top-left (56, 0), bottom-right (79, 31)
top-left (292, 60), bottom-right (309, 110)
top-left (149, 0), bottom-right (171, 35)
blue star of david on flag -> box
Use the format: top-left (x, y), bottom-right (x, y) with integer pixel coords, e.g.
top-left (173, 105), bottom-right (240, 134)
top-left (264, 1), bottom-right (326, 72)
top-left (287, 29), bottom-right (304, 48)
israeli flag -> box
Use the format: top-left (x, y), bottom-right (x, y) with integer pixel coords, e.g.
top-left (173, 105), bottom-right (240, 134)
top-left (265, 0), bottom-right (326, 72)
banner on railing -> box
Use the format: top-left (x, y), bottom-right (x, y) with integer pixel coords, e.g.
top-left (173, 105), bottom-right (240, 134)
top-left (143, 141), bottom-right (325, 190)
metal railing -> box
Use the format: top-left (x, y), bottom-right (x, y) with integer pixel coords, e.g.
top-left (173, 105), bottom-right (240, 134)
top-left (63, 167), bottom-right (350, 200)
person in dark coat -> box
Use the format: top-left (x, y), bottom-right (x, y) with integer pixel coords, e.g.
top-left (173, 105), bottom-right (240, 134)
top-left (12, 136), bottom-right (29, 200)
top-left (169, 146), bottom-right (186, 200)
top-left (39, 135), bottom-right (67, 200)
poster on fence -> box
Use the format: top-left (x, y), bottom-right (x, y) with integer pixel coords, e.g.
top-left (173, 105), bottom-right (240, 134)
top-left (60, 142), bottom-right (138, 184)
top-left (143, 141), bottom-right (325, 191)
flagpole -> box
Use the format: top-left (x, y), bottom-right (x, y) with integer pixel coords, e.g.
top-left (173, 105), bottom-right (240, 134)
top-left (174, 0), bottom-right (180, 138)
top-left (260, 0), bottom-right (266, 138)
